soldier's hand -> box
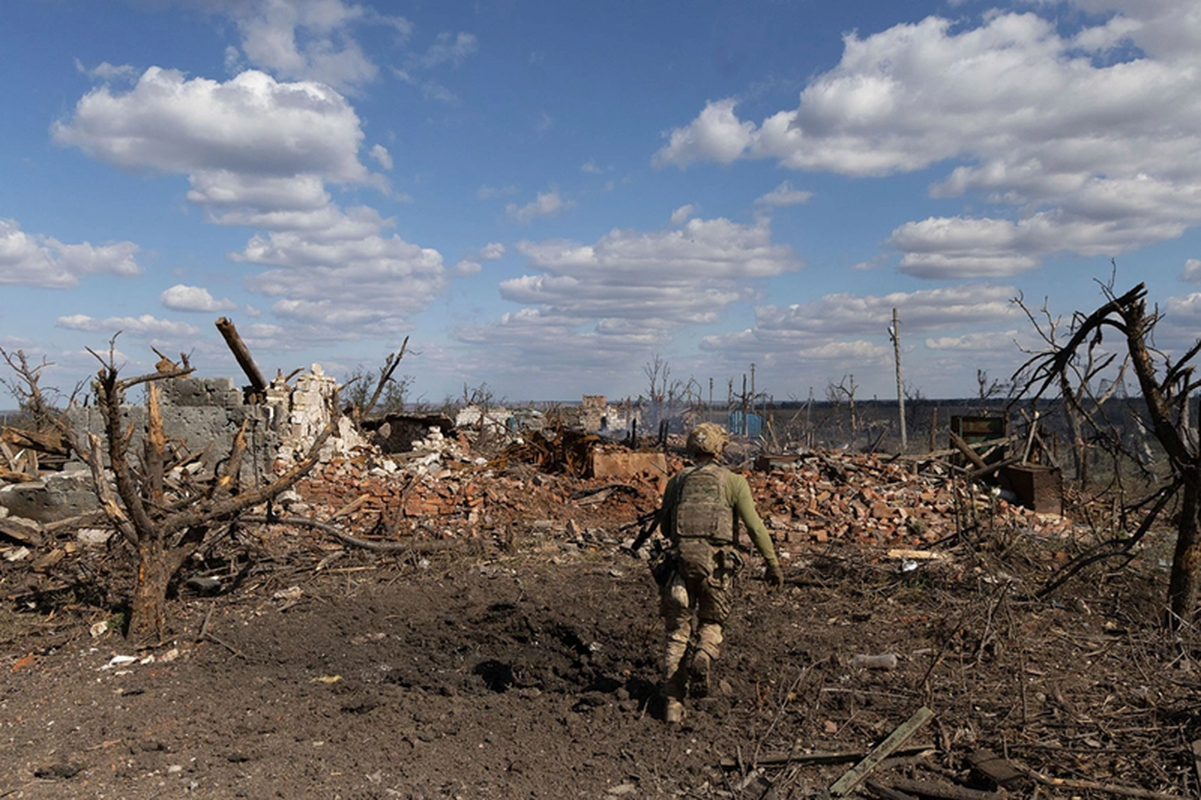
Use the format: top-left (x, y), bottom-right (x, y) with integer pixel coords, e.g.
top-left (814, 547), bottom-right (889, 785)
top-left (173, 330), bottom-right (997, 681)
top-left (765, 562), bottom-right (784, 588)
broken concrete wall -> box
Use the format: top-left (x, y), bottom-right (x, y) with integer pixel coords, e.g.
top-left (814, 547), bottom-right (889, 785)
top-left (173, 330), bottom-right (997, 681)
top-left (579, 395), bottom-right (642, 436)
top-left (269, 365), bottom-right (364, 465)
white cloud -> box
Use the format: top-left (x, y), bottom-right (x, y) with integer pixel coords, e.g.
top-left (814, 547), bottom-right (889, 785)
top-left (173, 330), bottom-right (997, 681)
top-left (695, 284), bottom-right (1026, 386)
top-left (56, 313), bottom-right (200, 338)
top-left (454, 260), bottom-right (482, 275)
top-left (53, 68), bottom-right (371, 184)
top-left (653, 98), bottom-right (755, 168)
top-left (453, 217), bottom-right (803, 377)
top-left (160, 284), bottom-right (238, 312)
top-left (669, 205), bottom-right (696, 226)
top-left (237, 226), bottom-right (447, 337)
top-left (216, 0), bottom-right (408, 92)
top-left (74, 59), bottom-right (137, 82)
top-left (1182, 258), bottom-right (1201, 282)
top-left (410, 32), bottom-right (478, 69)
top-left (369, 144), bottom-right (393, 170)
top-left (925, 330), bottom-right (1022, 354)
top-left (506, 189), bottom-right (571, 224)
top-left (580, 161), bottom-right (603, 174)
top-left (57, 62), bottom-right (448, 343)
top-left (479, 242), bottom-right (506, 260)
top-left (655, 5), bottom-right (1201, 276)
top-left (0, 219), bottom-right (141, 288)
top-left (754, 181), bottom-right (813, 208)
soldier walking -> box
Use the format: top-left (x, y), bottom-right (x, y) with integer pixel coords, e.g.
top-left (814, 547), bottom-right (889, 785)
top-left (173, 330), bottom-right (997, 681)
top-left (653, 422), bottom-right (783, 724)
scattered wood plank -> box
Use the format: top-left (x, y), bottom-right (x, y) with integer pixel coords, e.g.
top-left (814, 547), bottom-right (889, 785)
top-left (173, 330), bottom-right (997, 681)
top-left (967, 748), bottom-right (1024, 788)
top-left (829, 706), bottom-right (934, 796)
top-left (886, 549), bottom-right (948, 561)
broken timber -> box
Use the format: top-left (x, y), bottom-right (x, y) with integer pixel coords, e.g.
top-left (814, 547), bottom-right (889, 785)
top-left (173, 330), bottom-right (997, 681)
top-left (829, 706), bottom-right (934, 796)
top-left (215, 317), bottom-right (268, 399)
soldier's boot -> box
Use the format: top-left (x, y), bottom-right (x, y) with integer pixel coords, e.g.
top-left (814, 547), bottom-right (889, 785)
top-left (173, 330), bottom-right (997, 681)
top-left (688, 650), bottom-right (711, 698)
top-left (664, 698), bottom-right (685, 725)
top-left (690, 624), bottom-right (723, 698)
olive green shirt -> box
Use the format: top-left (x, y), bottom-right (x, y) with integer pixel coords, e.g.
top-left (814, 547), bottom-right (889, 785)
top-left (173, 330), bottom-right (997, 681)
top-left (661, 464), bottom-right (779, 568)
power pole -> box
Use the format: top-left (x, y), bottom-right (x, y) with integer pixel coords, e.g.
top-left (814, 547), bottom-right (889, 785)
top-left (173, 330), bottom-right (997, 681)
top-left (890, 308), bottom-right (908, 452)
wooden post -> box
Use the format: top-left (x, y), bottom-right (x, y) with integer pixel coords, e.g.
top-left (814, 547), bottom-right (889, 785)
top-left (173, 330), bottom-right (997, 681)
top-left (891, 308), bottom-right (907, 453)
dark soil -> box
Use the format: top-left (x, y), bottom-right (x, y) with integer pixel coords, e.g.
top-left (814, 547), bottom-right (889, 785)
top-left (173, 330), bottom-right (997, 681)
top-left (4, 520), bottom-right (1201, 799)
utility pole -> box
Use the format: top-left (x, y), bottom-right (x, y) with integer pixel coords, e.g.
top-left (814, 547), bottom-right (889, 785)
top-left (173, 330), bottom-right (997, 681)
top-left (750, 362), bottom-right (756, 421)
top-left (890, 308), bottom-right (908, 452)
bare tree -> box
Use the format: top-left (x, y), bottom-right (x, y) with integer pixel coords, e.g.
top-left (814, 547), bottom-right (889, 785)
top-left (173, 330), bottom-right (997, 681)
top-left (80, 339), bottom-right (336, 641)
top-left (0, 348), bottom-right (83, 431)
top-left (344, 337), bottom-right (412, 424)
top-left (1015, 282), bottom-right (1201, 625)
top-left (1014, 294), bottom-right (1128, 486)
top-left (643, 354), bottom-right (683, 427)
top-left (825, 374), bottom-right (859, 434)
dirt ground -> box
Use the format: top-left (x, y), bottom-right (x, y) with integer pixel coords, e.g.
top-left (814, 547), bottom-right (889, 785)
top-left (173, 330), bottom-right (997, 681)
top-left (3, 455), bottom-right (1201, 799)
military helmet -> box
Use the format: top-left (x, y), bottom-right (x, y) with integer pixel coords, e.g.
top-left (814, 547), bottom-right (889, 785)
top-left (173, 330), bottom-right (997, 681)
top-left (686, 422), bottom-right (728, 456)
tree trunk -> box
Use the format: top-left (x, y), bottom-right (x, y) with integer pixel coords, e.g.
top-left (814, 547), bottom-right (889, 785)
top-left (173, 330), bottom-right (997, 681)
top-left (1169, 468), bottom-right (1201, 626)
top-left (129, 537), bottom-right (175, 642)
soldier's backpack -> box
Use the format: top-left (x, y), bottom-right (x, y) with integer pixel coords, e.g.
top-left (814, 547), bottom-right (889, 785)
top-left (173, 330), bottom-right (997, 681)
top-left (670, 463), bottom-right (733, 582)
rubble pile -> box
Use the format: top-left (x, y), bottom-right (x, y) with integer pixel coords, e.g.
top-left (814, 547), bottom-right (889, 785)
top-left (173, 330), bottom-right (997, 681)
top-left (282, 436), bottom-right (1076, 553)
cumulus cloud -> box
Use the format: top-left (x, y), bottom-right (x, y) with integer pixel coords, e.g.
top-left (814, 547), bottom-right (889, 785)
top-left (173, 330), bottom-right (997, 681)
top-left (754, 181), bottom-right (812, 208)
top-left (454, 260), bottom-right (482, 275)
top-left (369, 144), bottom-right (393, 170)
top-left (695, 284), bottom-right (1025, 386)
top-left (479, 242), bottom-right (506, 260)
top-left (56, 61), bottom-right (449, 343)
top-left (506, 189), bottom-right (571, 224)
top-left (669, 205), bottom-right (696, 226)
top-left (655, 4), bottom-right (1201, 276)
top-left (0, 219), bottom-right (141, 288)
top-left (236, 224), bottom-right (447, 336)
top-left (212, 0), bottom-right (413, 92)
top-left (56, 313), bottom-right (200, 338)
top-left (1182, 258), bottom-right (1201, 282)
top-left (53, 68), bottom-right (371, 183)
top-left (452, 217), bottom-right (803, 381)
top-left (160, 284), bottom-right (238, 312)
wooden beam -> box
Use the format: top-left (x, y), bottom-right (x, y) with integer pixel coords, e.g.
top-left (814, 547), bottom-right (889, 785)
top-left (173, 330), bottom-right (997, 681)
top-left (829, 706), bottom-right (934, 796)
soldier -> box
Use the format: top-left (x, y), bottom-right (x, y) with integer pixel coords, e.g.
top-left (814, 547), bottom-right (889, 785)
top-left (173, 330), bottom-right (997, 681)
top-left (654, 422), bottom-right (783, 724)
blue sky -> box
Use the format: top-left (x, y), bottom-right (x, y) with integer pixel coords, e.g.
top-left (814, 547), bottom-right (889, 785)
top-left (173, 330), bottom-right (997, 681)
top-left (3, 0), bottom-right (1201, 406)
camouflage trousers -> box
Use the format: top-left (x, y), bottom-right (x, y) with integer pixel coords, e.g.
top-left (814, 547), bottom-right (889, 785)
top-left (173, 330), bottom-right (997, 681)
top-left (659, 543), bottom-right (740, 700)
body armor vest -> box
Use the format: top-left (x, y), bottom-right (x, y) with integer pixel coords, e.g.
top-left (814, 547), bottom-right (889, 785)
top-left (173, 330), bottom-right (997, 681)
top-left (671, 463), bottom-right (734, 544)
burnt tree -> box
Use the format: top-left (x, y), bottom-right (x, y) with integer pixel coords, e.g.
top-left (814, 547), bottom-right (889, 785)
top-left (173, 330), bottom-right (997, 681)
top-left (83, 345), bottom-right (334, 642)
top-left (1016, 282), bottom-right (1201, 625)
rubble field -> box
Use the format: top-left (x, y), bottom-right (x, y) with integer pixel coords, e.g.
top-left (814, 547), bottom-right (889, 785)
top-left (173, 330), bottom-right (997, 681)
top-left (2, 440), bottom-right (1200, 799)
